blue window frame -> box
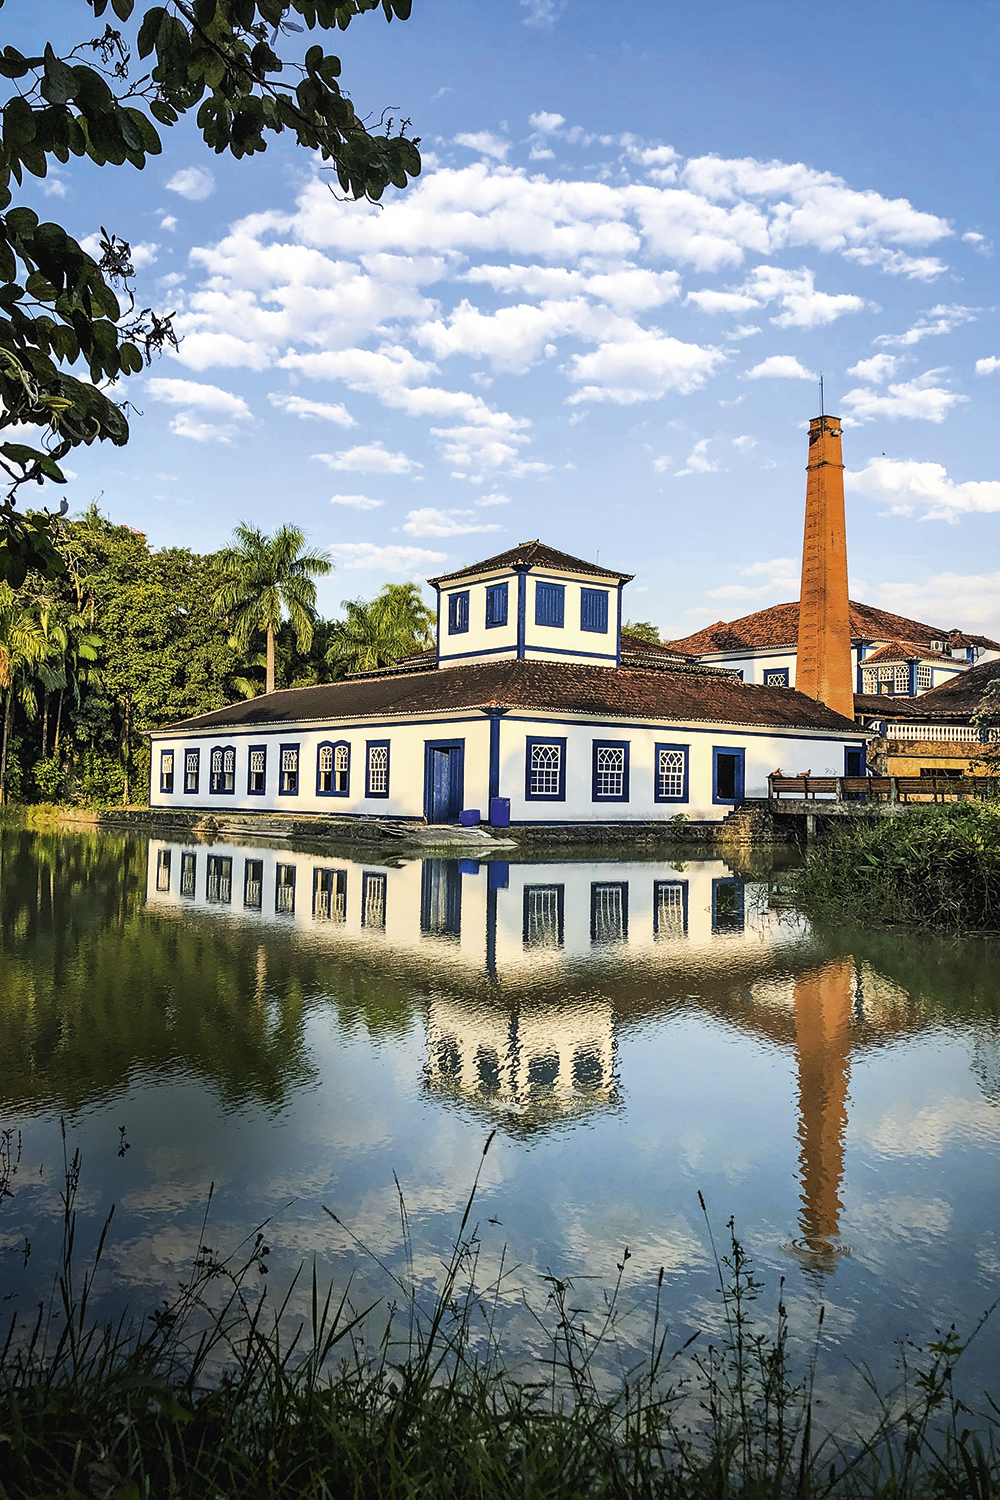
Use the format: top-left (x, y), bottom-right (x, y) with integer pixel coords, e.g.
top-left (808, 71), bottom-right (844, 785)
top-left (366, 739), bottom-right (390, 798)
top-left (485, 581), bottom-right (508, 628)
top-left (580, 587), bottom-right (609, 633)
top-left (712, 746), bottom-right (745, 805)
top-left (525, 736), bottom-right (566, 801)
top-left (247, 745), bottom-right (266, 795)
top-left (712, 877), bottom-right (745, 934)
top-left (279, 743), bottom-right (300, 796)
top-left (592, 739), bottom-right (630, 802)
top-left (763, 668), bottom-right (790, 687)
top-left (317, 740), bottom-right (350, 796)
top-left (183, 748), bottom-right (200, 795)
top-left (653, 879), bottom-right (688, 937)
top-left (844, 744), bottom-right (867, 777)
top-left (159, 749), bottom-right (175, 794)
top-left (448, 591), bottom-right (469, 634)
top-left (523, 884), bottom-right (565, 948)
top-left (654, 743), bottom-right (689, 803)
top-left (534, 580), bottom-right (565, 628)
top-left (209, 744), bottom-right (236, 794)
top-left (590, 881), bottom-right (628, 943)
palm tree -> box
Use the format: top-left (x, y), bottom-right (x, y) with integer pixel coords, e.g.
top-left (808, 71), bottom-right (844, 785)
top-left (38, 601), bottom-right (101, 758)
top-left (0, 585), bottom-right (48, 803)
top-left (327, 584), bottom-right (436, 676)
top-left (213, 524), bottom-right (332, 695)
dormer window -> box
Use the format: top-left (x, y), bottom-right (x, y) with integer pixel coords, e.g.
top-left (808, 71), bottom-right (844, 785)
top-left (447, 591), bottom-right (469, 634)
top-left (535, 581), bottom-right (565, 628)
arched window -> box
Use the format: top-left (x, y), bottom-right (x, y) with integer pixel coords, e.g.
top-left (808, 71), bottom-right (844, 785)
top-left (210, 745), bottom-right (236, 793)
top-left (317, 740), bottom-right (350, 796)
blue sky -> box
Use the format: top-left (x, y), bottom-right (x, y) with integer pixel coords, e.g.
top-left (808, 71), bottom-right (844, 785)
top-left (16, 0), bottom-right (1000, 636)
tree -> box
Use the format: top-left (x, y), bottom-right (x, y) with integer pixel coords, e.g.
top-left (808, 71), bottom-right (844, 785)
top-left (624, 619), bottom-right (662, 645)
top-left (971, 677), bottom-right (1000, 779)
top-left (0, 0), bottom-right (420, 582)
top-left (326, 581), bottom-right (434, 675)
top-left (0, 582), bottom-right (47, 801)
top-left (214, 522), bottom-right (331, 694)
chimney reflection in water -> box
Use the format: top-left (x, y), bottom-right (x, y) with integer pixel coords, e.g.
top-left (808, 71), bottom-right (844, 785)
top-left (792, 957), bottom-right (855, 1274)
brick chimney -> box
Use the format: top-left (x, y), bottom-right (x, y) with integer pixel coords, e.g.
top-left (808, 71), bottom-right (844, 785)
top-left (796, 414), bottom-right (854, 719)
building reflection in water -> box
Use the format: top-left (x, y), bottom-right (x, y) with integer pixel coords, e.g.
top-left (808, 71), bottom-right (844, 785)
top-left (146, 840), bottom-right (866, 1269)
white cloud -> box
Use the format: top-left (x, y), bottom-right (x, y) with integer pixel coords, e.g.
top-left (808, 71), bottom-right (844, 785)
top-left (160, 214), bottom-right (177, 231)
top-left (402, 507), bottom-right (504, 537)
top-left (846, 352), bottom-right (901, 384)
top-left (166, 166), bottom-right (215, 200)
top-left (476, 491), bottom-right (511, 506)
top-left (314, 443), bottom-right (420, 474)
top-left (675, 438), bottom-right (718, 477)
top-left (329, 494), bottom-right (384, 510)
top-left (326, 542), bottom-right (447, 576)
top-left (841, 370), bottom-right (967, 424)
top-left (731, 434), bottom-right (757, 452)
top-left (688, 265), bottom-right (865, 329)
top-left (166, 412), bottom-right (236, 443)
top-left (520, 0), bottom-right (565, 27)
top-left (845, 456), bottom-right (1000, 521)
top-left (268, 392), bottom-right (354, 425)
top-left (567, 329), bottom-right (725, 404)
top-left (842, 247), bottom-right (948, 280)
top-left (453, 132), bottom-right (509, 161)
top-left (528, 111), bottom-right (565, 134)
top-left (976, 357), bottom-right (1000, 376)
top-left (872, 571), bottom-right (1000, 636)
top-left (147, 377), bottom-right (251, 419)
top-left (652, 454), bottom-right (672, 473)
top-left (744, 355), bottom-right (817, 381)
top-left (962, 231), bottom-right (993, 257)
top-left (706, 555), bottom-right (798, 600)
top-left (875, 303), bottom-right (980, 348)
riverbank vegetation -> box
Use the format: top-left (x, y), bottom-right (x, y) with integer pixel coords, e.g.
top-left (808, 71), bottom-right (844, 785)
top-left (0, 504), bottom-right (434, 807)
top-left (795, 802), bottom-right (1000, 931)
top-left (2, 1136), bottom-right (998, 1500)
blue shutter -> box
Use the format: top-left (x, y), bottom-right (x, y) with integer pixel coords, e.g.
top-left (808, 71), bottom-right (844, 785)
top-left (580, 588), bottom-right (609, 633)
top-left (448, 591), bottom-right (469, 634)
top-left (534, 581), bottom-right (565, 627)
top-left (485, 582), bottom-right (508, 628)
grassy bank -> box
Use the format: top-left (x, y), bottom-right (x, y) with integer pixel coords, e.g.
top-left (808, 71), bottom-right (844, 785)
top-left (2, 1137), bottom-right (999, 1500)
top-left (794, 802), bottom-right (1000, 930)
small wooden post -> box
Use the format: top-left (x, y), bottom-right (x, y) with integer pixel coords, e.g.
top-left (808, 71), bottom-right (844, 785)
top-left (889, 777), bottom-right (898, 804)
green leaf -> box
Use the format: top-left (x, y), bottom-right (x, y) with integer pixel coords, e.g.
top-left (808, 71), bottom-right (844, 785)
top-left (3, 96), bottom-right (36, 148)
top-left (41, 46), bottom-right (78, 106)
top-left (0, 441), bottom-right (47, 465)
top-left (112, 0), bottom-right (136, 18)
top-left (137, 7), bottom-right (169, 60)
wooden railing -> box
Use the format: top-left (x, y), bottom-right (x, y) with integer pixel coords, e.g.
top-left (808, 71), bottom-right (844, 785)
top-left (767, 773), bottom-right (998, 804)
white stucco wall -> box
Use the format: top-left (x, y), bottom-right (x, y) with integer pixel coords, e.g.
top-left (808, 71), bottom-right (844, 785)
top-left (150, 709), bottom-right (866, 824)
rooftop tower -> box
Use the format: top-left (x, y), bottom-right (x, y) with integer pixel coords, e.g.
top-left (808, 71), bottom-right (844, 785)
top-left (796, 414), bottom-right (854, 718)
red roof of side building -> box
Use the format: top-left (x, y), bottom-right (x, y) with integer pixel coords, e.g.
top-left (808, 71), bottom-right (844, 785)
top-left (901, 656), bottom-right (1000, 719)
top-left (155, 658), bottom-right (862, 736)
top-left (428, 540), bottom-right (632, 586)
top-left (664, 600), bottom-right (993, 656)
top-left (860, 639), bottom-right (962, 667)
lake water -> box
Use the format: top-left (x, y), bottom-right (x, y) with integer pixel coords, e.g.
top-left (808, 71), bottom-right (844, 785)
top-left (2, 826), bottom-right (1000, 1424)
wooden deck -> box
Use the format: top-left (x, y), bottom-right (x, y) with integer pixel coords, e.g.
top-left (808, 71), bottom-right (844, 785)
top-left (766, 772), bottom-right (996, 816)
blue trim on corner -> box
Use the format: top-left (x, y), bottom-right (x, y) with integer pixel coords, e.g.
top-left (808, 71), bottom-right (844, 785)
top-left (653, 742), bottom-right (689, 804)
top-left (712, 745), bottom-right (745, 805)
top-left (525, 734), bottom-right (567, 801)
top-left (516, 568), bottom-right (527, 659)
top-left (433, 583), bottom-right (441, 663)
top-left (488, 714), bottom-right (502, 800)
top-left (616, 583), bottom-right (623, 668)
top-left (591, 737), bottom-right (630, 803)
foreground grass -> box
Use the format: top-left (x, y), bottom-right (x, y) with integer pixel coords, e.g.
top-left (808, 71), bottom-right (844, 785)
top-left (794, 801), bottom-right (1000, 930)
top-left (2, 1136), bottom-right (999, 1500)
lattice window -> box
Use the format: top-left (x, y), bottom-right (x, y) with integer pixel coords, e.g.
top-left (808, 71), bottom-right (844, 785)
top-left (529, 741), bottom-right (562, 797)
top-left (280, 746), bottom-right (299, 794)
top-left (864, 664), bottom-right (910, 695)
top-left (654, 880), bottom-right (687, 938)
top-left (591, 882), bottom-right (627, 943)
top-left (314, 868), bottom-right (346, 922)
top-left (523, 885), bottom-right (564, 948)
top-left (156, 849), bottom-right (171, 892)
top-left (594, 744), bottom-right (625, 799)
top-left (334, 743), bottom-right (349, 791)
top-left (362, 871), bottom-right (386, 928)
top-left (180, 852), bottom-right (196, 898)
top-left (916, 665), bottom-right (932, 691)
top-left (764, 669), bottom-right (789, 687)
top-left (248, 748), bottom-right (266, 792)
top-left (210, 746), bottom-right (234, 794)
top-left (207, 855), bottom-right (232, 904)
top-left (275, 863), bottom-right (296, 914)
top-left (160, 751), bottom-right (174, 793)
top-left (657, 747), bottom-right (686, 800)
top-left (367, 744), bottom-right (388, 795)
top-left (184, 750), bottom-right (199, 792)
top-left (244, 858), bottom-right (263, 910)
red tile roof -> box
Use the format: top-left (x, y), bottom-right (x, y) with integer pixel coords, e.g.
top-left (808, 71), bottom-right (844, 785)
top-left (904, 657), bottom-right (1000, 719)
top-left (664, 600), bottom-right (987, 655)
top-left (158, 658), bottom-right (861, 736)
top-left (859, 639), bottom-right (960, 667)
top-left (428, 540), bottom-right (632, 586)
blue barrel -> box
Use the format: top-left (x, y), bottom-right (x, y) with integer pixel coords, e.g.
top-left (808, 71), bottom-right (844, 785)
top-left (489, 796), bottom-right (510, 827)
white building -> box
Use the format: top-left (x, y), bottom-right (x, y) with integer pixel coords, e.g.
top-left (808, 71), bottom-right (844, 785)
top-left (664, 598), bottom-right (1000, 700)
top-left (149, 540), bottom-right (869, 826)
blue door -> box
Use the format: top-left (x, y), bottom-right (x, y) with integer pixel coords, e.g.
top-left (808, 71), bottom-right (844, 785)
top-left (424, 740), bottom-right (465, 822)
